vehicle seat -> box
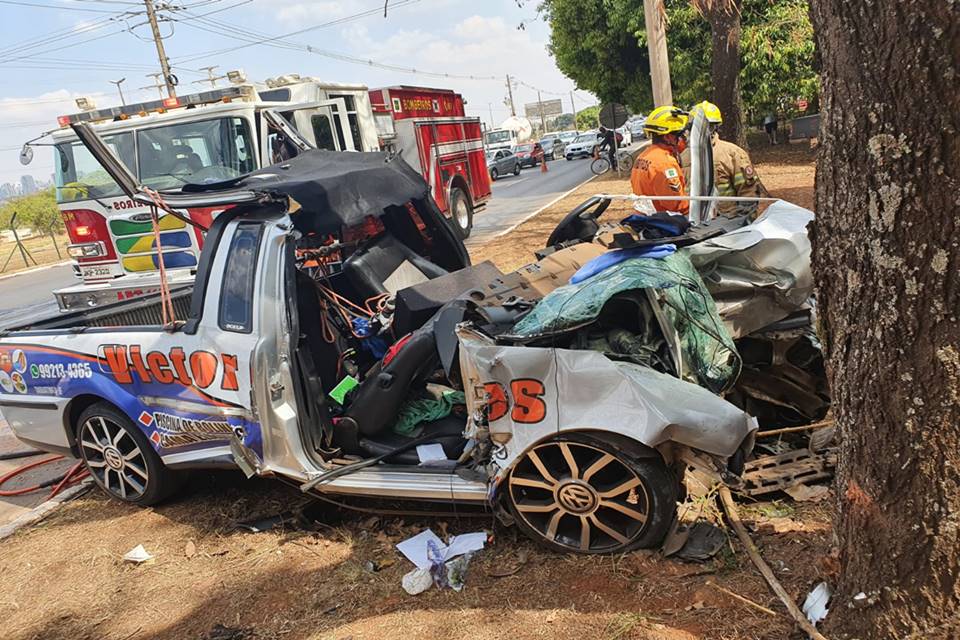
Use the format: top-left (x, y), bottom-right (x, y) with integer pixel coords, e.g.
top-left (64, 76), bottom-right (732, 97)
top-left (342, 324), bottom-right (439, 438)
top-left (343, 234), bottom-right (448, 300)
top-left (358, 414), bottom-right (467, 464)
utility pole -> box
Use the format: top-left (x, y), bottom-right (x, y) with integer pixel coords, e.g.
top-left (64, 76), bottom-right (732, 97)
top-left (487, 102), bottom-right (495, 129)
top-left (505, 74), bottom-right (516, 116)
top-left (141, 72), bottom-right (165, 99)
top-left (643, 0), bottom-right (673, 107)
top-left (193, 66), bottom-right (225, 89)
top-left (570, 91), bottom-right (576, 119)
top-left (109, 78), bottom-right (127, 105)
top-left (536, 90), bottom-right (548, 134)
top-left (143, 0), bottom-right (176, 98)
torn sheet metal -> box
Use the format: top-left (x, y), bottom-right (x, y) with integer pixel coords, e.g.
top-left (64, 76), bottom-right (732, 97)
top-left (686, 201), bottom-right (814, 338)
top-left (509, 252), bottom-right (740, 394)
top-left (456, 328), bottom-right (758, 476)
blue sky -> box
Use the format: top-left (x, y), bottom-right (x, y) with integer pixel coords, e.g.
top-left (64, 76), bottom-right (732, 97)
top-left (0, 0), bottom-right (596, 184)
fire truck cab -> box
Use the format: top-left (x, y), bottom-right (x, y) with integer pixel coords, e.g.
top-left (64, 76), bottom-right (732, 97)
top-left (50, 76), bottom-right (378, 311)
top-left (368, 86), bottom-right (491, 238)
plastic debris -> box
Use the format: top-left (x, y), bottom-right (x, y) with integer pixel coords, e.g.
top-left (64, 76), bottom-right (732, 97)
top-left (393, 390), bottom-right (466, 436)
top-left (415, 443), bottom-right (448, 465)
top-left (402, 567), bottom-right (433, 595)
top-left (123, 544), bottom-right (154, 564)
top-left (802, 582), bottom-right (831, 625)
top-left (396, 528), bottom-right (486, 593)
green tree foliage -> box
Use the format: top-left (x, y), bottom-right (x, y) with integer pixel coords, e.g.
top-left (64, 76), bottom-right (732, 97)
top-left (539, 0), bottom-right (817, 122)
top-left (576, 105), bottom-right (602, 130)
top-left (0, 188), bottom-right (63, 236)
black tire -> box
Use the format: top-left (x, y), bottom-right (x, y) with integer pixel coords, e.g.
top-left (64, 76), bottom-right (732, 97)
top-left (448, 186), bottom-right (473, 239)
top-left (514, 163), bottom-right (521, 176)
top-left (76, 402), bottom-right (184, 506)
top-left (490, 168), bottom-right (498, 181)
top-left (506, 432), bottom-right (677, 554)
top-left (566, 155), bottom-right (573, 161)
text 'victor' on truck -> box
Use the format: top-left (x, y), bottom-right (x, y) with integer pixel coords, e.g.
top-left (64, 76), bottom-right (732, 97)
top-left (41, 74), bottom-right (488, 313)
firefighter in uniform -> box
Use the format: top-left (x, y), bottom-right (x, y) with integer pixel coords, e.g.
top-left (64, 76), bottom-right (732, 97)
top-left (682, 101), bottom-right (768, 218)
top-left (630, 106), bottom-right (690, 215)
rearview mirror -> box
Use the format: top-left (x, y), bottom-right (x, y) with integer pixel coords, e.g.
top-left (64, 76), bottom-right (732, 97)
top-left (19, 144), bottom-right (33, 166)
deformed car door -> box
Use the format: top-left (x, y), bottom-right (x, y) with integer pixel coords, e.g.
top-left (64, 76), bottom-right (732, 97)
top-left (273, 98), bottom-right (355, 152)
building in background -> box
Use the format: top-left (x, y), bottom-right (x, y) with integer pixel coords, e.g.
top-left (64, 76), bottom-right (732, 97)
top-left (19, 174), bottom-right (37, 195)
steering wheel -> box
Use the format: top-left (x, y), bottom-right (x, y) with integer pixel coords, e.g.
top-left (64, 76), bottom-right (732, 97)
top-left (545, 196), bottom-right (612, 248)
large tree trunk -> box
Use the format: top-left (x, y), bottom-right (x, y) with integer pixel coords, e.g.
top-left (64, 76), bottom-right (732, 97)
top-left (704, 0), bottom-right (745, 146)
top-left (809, 1), bottom-right (960, 638)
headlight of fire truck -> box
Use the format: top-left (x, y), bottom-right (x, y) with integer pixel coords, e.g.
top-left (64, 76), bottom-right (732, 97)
top-left (67, 241), bottom-right (106, 259)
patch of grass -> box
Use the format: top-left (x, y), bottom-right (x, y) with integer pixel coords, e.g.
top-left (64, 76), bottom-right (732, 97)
top-left (601, 612), bottom-right (650, 640)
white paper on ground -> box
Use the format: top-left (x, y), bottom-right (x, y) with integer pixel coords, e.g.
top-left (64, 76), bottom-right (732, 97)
top-left (123, 544), bottom-right (154, 564)
top-left (396, 528), bottom-right (487, 570)
top-left (416, 443), bottom-right (448, 464)
top-left (396, 529), bottom-right (445, 570)
top-left (444, 532), bottom-right (486, 558)
top-left (401, 567), bottom-right (433, 595)
top-left (802, 581), bottom-right (831, 625)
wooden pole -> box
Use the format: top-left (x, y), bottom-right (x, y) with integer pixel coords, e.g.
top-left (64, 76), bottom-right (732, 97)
top-left (756, 419), bottom-right (836, 439)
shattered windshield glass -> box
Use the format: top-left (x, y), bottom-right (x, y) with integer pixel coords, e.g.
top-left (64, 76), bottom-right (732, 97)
top-left (510, 251), bottom-right (741, 394)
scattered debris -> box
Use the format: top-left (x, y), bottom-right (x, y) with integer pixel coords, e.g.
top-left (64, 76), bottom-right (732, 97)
top-left (803, 582), bottom-right (831, 626)
top-left (755, 419), bottom-right (836, 439)
top-left (396, 528), bottom-right (486, 593)
top-left (672, 522), bottom-right (727, 562)
top-left (742, 448), bottom-right (836, 497)
top-left (706, 580), bottom-right (778, 617)
top-left (784, 484), bottom-right (830, 502)
top-left (401, 567), bottom-right (433, 595)
top-left (202, 624), bottom-right (256, 640)
top-left (684, 600), bottom-right (706, 612)
top-left (185, 539), bottom-right (197, 558)
top-left (718, 486), bottom-right (830, 640)
top-left (122, 544), bottom-right (154, 565)
top-left (755, 517), bottom-right (829, 535)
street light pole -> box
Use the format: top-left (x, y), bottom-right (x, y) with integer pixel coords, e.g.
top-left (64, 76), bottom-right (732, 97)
top-left (505, 74), bottom-right (516, 116)
top-left (109, 78), bottom-right (127, 105)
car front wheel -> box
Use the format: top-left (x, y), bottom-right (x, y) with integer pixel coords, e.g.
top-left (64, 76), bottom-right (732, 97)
top-left (507, 433), bottom-right (676, 554)
top-left (490, 168), bottom-right (499, 181)
top-left (514, 163), bottom-right (521, 175)
top-left (77, 402), bottom-right (184, 506)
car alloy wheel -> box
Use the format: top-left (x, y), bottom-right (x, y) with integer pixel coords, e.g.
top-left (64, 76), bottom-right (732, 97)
top-left (491, 168), bottom-right (499, 181)
top-left (79, 415), bottom-right (149, 501)
top-left (508, 438), bottom-right (658, 553)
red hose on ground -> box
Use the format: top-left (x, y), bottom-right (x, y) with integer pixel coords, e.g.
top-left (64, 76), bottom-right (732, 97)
top-left (0, 455), bottom-right (89, 498)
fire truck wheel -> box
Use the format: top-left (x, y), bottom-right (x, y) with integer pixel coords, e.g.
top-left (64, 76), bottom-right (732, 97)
top-left (490, 168), bottom-right (499, 181)
top-left (449, 187), bottom-right (473, 238)
top-left (76, 402), bottom-right (185, 506)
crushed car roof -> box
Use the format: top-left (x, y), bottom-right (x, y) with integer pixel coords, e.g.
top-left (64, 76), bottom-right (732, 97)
top-left (181, 150), bottom-right (432, 234)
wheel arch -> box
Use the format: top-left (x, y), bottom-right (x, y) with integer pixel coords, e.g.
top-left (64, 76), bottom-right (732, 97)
top-left (63, 394), bottom-right (126, 456)
top-left (445, 174), bottom-right (472, 209)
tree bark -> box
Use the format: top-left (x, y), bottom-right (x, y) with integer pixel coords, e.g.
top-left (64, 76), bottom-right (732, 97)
top-left (705, 0), bottom-right (746, 146)
top-left (809, 1), bottom-right (960, 638)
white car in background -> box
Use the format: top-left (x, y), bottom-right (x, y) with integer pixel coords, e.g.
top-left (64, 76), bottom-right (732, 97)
top-left (565, 132), bottom-right (600, 160)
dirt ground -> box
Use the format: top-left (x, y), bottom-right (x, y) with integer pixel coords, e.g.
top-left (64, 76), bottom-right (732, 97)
top-left (0, 233), bottom-right (70, 276)
top-left (0, 144), bottom-right (828, 640)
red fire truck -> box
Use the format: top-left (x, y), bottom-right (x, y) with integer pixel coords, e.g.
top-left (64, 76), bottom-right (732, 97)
top-left (368, 86), bottom-right (491, 238)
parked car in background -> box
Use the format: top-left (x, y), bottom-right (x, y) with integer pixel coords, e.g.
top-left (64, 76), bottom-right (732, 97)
top-left (565, 132), bottom-right (600, 160)
top-left (629, 118), bottom-right (646, 140)
top-left (539, 135), bottom-right (566, 160)
top-left (554, 130), bottom-right (579, 144)
top-left (512, 142), bottom-right (544, 168)
top-left (616, 126), bottom-right (633, 146)
top-left (486, 148), bottom-right (522, 180)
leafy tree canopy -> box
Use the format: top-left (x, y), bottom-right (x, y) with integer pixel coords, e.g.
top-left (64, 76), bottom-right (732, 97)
top-left (576, 105), bottom-right (602, 130)
top-left (538, 0), bottom-right (817, 122)
top-left (0, 187), bottom-right (63, 235)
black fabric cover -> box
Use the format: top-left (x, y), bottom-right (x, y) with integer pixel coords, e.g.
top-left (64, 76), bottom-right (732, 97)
top-left (181, 150), bottom-right (430, 234)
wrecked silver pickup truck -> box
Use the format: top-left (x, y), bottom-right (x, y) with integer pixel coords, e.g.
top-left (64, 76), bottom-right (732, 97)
top-left (0, 119), bottom-right (827, 554)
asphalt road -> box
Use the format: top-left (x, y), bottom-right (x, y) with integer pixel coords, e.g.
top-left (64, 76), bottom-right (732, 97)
top-left (0, 263), bottom-right (73, 330)
top-left (467, 153), bottom-right (598, 246)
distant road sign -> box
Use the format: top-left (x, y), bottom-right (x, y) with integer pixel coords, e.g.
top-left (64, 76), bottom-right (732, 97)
top-left (599, 103), bottom-right (629, 129)
top-left (524, 99), bottom-right (563, 119)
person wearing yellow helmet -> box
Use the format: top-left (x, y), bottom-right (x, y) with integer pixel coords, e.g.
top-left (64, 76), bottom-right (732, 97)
top-left (682, 101), bottom-right (768, 218)
top-left (631, 106), bottom-right (690, 215)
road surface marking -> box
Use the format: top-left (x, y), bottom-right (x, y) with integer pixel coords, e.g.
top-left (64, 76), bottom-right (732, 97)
top-left (493, 177), bottom-right (530, 189)
top-left (479, 173), bottom-right (600, 242)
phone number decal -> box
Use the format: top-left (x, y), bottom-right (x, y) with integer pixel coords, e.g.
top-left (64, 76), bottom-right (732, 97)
top-left (30, 362), bottom-right (93, 380)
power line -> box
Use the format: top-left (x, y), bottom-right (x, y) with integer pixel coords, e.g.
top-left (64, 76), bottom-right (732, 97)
top-left (0, 0), bottom-right (135, 12)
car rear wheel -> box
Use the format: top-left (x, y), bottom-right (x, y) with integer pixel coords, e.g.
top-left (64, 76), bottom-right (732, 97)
top-left (490, 168), bottom-right (499, 181)
top-left (77, 402), bottom-right (183, 506)
top-left (448, 186), bottom-right (473, 239)
top-left (507, 433), bottom-right (676, 554)
top-left (514, 163), bottom-right (521, 175)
